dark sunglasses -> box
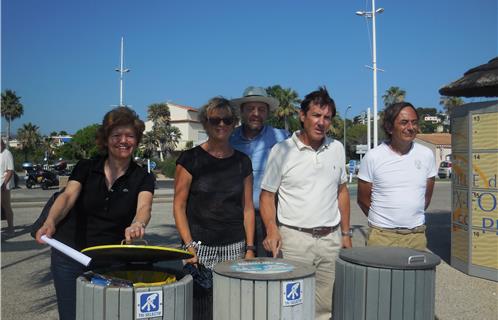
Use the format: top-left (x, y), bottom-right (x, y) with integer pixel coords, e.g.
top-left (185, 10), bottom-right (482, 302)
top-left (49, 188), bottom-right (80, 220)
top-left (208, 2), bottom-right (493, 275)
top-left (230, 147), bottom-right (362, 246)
top-left (208, 117), bottom-right (234, 126)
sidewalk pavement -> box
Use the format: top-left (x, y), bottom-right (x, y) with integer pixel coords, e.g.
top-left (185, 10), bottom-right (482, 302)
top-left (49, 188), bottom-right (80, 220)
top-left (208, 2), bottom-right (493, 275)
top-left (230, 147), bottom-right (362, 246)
top-left (1, 180), bottom-right (497, 320)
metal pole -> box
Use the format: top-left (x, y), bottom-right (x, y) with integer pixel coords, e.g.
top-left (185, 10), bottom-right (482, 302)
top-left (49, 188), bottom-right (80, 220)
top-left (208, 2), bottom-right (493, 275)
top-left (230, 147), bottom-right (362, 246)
top-left (367, 107), bottom-right (371, 150)
top-left (115, 36), bottom-right (130, 107)
top-left (119, 37), bottom-right (124, 106)
top-left (372, 0), bottom-right (379, 147)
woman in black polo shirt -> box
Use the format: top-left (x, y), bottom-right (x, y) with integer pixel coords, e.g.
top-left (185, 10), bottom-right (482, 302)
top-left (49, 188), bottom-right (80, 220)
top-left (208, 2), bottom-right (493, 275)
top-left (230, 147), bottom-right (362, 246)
top-left (35, 106), bottom-right (155, 320)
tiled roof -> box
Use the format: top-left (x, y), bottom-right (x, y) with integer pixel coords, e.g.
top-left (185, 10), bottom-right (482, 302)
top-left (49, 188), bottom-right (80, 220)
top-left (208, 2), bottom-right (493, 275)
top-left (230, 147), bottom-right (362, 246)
top-left (416, 133), bottom-right (451, 146)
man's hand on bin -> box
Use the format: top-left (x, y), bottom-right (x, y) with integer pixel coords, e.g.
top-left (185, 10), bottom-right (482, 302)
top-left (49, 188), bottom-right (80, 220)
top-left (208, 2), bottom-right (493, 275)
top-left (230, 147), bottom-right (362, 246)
top-left (263, 226), bottom-right (282, 258)
top-left (124, 221), bottom-right (146, 243)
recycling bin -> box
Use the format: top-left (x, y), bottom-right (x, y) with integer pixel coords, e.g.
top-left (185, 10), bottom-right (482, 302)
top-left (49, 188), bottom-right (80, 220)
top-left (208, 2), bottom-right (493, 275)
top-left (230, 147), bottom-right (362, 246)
top-left (333, 247), bottom-right (441, 320)
top-left (76, 243), bottom-right (193, 320)
top-left (213, 258), bottom-right (316, 320)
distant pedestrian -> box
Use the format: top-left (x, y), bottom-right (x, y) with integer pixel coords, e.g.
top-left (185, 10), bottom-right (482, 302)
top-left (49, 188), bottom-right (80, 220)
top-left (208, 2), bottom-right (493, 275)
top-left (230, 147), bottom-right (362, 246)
top-left (229, 86), bottom-right (289, 257)
top-left (357, 102), bottom-right (436, 250)
top-left (1, 139), bottom-right (15, 233)
top-left (35, 106), bottom-right (155, 320)
top-left (173, 97), bottom-right (255, 320)
top-left (260, 87), bottom-right (351, 320)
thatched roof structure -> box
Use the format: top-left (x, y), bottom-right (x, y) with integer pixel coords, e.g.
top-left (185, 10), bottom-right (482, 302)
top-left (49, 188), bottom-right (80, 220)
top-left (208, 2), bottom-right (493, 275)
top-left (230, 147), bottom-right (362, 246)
top-left (439, 56), bottom-right (498, 97)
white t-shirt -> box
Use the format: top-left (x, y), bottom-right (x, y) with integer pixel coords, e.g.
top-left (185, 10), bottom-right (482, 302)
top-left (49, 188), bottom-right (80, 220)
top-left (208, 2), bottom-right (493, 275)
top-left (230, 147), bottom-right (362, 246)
top-left (0, 148), bottom-right (15, 190)
top-left (358, 142), bottom-right (437, 228)
top-left (261, 131), bottom-right (347, 228)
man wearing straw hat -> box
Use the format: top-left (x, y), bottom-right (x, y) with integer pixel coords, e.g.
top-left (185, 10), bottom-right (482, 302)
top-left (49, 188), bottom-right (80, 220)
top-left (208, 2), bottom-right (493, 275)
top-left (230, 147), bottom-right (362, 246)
top-left (230, 86), bottom-right (289, 257)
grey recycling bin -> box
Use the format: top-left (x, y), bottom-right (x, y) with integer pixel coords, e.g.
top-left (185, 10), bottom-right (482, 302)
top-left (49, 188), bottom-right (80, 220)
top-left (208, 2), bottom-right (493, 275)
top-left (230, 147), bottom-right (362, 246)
top-left (76, 270), bottom-right (192, 320)
top-left (333, 247), bottom-right (441, 320)
top-left (76, 244), bottom-right (194, 320)
top-left (213, 258), bottom-right (316, 320)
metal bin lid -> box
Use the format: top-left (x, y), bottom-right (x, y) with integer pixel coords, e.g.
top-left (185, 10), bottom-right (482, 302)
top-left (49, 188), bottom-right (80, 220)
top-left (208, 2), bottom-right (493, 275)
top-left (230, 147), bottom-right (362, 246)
top-left (81, 244), bottom-right (193, 265)
top-left (213, 258), bottom-right (315, 281)
top-left (339, 247), bottom-right (441, 270)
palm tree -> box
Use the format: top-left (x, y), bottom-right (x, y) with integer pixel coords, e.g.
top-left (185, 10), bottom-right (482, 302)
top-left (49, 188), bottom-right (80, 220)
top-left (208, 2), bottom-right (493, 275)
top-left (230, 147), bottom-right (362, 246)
top-left (146, 102), bottom-right (181, 160)
top-left (147, 103), bottom-right (171, 126)
top-left (17, 122), bottom-right (41, 161)
top-left (266, 85), bottom-right (301, 131)
top-left (141, 131), bottom-right (157, 159)
top-left (439, 96), bottom-right (464, 115)
top-left (1, 90), bottom-right (24, 142)
top-left (382, 86), bottom-right (406, 108)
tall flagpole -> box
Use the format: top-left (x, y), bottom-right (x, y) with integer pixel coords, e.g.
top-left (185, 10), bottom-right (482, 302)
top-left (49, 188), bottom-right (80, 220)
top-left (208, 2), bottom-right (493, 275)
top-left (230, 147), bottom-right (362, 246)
top-left (115, 36), bottom-right (130, 107)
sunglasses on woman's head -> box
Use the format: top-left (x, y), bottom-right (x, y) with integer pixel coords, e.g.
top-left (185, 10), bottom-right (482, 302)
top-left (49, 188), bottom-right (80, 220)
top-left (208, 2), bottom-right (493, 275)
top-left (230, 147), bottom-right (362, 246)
top-left (208, 117), bottom-right (234, 126)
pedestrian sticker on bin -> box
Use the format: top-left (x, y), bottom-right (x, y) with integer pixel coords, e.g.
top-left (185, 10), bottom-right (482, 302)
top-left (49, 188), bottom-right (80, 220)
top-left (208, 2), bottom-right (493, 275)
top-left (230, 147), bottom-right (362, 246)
top-left (136, 290), bottom-right (163, 319)
top-left (282, 279), bottom-right (303, 306)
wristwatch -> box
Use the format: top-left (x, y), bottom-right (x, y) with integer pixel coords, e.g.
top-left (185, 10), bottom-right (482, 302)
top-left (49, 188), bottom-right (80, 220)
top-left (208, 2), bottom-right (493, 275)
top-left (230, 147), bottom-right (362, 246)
top-left (341, 229), bottom-right (353, 237)
top-left (245, 245), bottom-right (256, 252)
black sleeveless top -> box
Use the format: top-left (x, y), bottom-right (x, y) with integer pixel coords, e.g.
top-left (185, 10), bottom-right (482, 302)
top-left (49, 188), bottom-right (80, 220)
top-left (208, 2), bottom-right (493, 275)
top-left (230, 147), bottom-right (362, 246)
top-left (176, 146), bottom-right (252, 245)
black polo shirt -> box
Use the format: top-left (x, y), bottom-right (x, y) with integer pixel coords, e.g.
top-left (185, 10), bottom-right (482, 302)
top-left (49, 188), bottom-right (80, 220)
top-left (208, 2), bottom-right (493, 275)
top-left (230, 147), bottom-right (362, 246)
top-left (54, 156), bottom-right (155, 250)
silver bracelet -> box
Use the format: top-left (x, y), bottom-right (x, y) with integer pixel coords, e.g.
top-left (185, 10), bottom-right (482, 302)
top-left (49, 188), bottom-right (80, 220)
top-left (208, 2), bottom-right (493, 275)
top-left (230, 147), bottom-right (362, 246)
top-left (184, 240), bottom-right (201, 250)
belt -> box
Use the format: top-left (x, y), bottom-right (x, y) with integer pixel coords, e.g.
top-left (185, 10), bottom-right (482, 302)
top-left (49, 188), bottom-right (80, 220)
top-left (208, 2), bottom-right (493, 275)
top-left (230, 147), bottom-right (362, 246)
top-left (369, 223), bottom-right (426, 235)
top-left (281, 223), bottom-right (340, 238)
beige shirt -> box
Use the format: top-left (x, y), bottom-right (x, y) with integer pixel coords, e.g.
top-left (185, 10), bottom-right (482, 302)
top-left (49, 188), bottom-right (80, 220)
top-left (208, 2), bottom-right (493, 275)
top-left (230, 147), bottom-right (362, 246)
top-left (261, 131), bottom-right (347, 228)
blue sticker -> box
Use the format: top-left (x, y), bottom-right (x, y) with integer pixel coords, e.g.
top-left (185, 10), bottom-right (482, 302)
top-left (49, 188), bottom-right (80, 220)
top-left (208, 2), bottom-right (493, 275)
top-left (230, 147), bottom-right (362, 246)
top-left (231, 261), bottom-right (294, 274)
top-left (283, 280), bottom-right (303, 306)
top-left (136, 291), bottom-right (163, 319)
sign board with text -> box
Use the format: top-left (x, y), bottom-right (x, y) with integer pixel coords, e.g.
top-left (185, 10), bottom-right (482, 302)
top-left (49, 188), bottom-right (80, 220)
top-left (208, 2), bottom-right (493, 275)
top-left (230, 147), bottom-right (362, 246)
top-left (450, 102), bottom-right (498, 281)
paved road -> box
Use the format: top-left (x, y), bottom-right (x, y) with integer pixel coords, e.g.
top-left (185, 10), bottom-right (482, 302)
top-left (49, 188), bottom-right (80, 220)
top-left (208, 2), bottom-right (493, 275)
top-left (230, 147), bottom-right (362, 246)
top-left (1, 180), bottom-right (497, 320)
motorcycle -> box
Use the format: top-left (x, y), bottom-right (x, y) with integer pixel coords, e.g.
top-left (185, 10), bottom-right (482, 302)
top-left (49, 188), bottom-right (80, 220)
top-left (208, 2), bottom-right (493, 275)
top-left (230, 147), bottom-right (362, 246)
top-left (22, 162), bottom-right (60, 190)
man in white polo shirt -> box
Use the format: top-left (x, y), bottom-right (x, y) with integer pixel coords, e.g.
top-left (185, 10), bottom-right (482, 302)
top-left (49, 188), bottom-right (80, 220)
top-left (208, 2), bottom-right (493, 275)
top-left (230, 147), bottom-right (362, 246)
top-left (260, 87), bottom-right (351, 320)
top-left (357, 102), bottom-right (436, 250)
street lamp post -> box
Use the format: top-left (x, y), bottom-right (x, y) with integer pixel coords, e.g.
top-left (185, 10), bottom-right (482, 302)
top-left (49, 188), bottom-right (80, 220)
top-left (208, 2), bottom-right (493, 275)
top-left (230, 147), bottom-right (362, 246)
top-left (356, 0), bottom-right (384, 147)
top-left (115, 36), bottom-right (130, 107)
top-left (344, 105), bottom-right (352, 160)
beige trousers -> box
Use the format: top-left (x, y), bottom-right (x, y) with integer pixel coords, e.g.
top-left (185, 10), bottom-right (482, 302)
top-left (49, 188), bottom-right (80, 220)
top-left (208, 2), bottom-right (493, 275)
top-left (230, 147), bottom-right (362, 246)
top-left (280, 225), bottom-right (341, 320)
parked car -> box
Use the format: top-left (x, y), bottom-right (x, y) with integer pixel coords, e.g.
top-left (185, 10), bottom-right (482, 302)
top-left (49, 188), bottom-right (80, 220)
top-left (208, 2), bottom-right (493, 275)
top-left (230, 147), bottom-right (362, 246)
top-left (438, 161), bottom-right (452, 178)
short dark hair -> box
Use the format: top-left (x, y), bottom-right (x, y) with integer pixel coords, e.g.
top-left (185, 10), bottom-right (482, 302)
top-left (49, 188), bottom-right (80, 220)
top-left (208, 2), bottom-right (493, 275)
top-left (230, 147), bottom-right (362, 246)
top-left (382, 102), bottom-right (419, 139)
top-left (96, 106), bottom-right (145, 154)
top-left (300, 86), bottom-right (336, 118)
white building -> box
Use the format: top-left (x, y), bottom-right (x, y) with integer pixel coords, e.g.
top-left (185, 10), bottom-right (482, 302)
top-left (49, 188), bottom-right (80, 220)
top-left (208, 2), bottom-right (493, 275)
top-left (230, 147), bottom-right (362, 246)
top-left (423, 115), bottom-right (441, 123)
top-left (415, 133), bottom-right (452, 169)
top-left (145, 103), bottom-right (206, 150)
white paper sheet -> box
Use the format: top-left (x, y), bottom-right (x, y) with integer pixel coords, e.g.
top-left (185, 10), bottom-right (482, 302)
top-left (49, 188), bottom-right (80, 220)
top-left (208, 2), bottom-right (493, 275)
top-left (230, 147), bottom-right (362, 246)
top-left (41, 235), bottom-right (92, 266)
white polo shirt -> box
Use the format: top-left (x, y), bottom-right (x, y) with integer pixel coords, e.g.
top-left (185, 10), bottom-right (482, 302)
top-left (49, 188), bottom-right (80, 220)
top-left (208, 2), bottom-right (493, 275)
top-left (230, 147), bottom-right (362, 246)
top-left (358, 142), bottom-right (437, 228)
top-left (0, 148), bottom-right (15, 190)
top-left (261, 131), bottom-right (347, 228)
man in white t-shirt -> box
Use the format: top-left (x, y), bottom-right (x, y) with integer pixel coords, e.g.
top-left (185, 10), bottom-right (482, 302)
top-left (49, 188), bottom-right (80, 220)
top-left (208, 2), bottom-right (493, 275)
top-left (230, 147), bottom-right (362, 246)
top-left (357, 102), bottom-right (436, 250)
top-left (1, 139), bottom-right (15, 233)
top-left (260, 87), bottom-right (351, 320)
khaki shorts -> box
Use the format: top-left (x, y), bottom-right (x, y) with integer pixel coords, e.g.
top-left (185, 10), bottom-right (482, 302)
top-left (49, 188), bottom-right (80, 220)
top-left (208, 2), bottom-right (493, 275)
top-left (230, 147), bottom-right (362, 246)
top-left (367, 224), bottom-right (427, 251)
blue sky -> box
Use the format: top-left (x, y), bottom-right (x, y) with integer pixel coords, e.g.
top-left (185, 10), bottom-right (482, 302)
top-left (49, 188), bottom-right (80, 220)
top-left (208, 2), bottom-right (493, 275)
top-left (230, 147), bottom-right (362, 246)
top-left (2, 0), bottom-right (497, 135)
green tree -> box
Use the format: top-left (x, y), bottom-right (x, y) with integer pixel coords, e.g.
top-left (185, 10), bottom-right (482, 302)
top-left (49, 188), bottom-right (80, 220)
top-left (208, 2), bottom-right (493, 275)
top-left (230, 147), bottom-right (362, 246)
top-left (266, 85), bottom-right (301, 132)
top-left (416, 107), bottom-right (438, 117)
top-left (439, 96), bottom-right (464, 115)
top-left (148, 103), bottom-right (171, 126)
top-left (346, 123), bottom-right (368, 160)
top-left (1, 90), bottom-right (24, 142)
top-left (146, 103), bottom-right (181, 161)
top-left (382, 86), bottom-right (406, 108)
top-left (64, 124), bottom-right (100, 159)
top-left (140, 131), bottom-right (157, 159)
top-left (17, 123), bottom-right (41, 161)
